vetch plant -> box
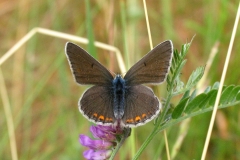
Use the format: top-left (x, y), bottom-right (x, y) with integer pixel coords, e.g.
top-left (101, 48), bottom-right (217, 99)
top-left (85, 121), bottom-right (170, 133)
top-left (74, 39), bottom-right (240, 160)
top-left (132, 40), bottom-right (240, 160)
top-left (1, 1), bottom-right (239, 160)
top-left (78, 40), bottom-right (240, 160)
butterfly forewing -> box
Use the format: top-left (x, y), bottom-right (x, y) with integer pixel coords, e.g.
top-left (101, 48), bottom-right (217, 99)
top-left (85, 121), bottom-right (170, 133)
top-left (124, 40), bottom-right (173, 85)
top-left (80, 85), bottom-right (115, 125)
top-left (122, 85), bottom-right (160, 127)
top-left (65, 42), bottom-right (114, 85)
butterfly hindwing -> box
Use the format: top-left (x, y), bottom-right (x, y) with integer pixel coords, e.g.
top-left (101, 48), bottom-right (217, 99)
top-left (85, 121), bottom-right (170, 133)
top-left (122, 85), bottom-right (161, 127)
top-left (79, 85), bottom-right (115, 125)
top-left (65, 42), bottom-right (114, 85)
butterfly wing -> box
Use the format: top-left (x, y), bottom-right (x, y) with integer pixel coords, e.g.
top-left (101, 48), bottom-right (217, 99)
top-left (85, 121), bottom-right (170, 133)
top-left (124, 40), bottom-right (173, 85)
top-left (122, 85), bottom-right (161, 127)
top-left (79, 85), bottom-right (115, 125)
top-left (65, 42), bottom-right (114, 85)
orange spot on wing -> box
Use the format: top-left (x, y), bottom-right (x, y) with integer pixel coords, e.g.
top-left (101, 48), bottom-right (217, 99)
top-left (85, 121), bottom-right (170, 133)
top-left (99, 115), bottom-right (105, 120)
top-left (135, 116), bottom-right (141, 122)
top-left (126, 119), bottom-right (134, 123)
top-left (106, 118), bottom-right (113, 122)
top-left (93, 113), bottom-right (98, 117)
top-left (142, 114), bottom-right (147, 119)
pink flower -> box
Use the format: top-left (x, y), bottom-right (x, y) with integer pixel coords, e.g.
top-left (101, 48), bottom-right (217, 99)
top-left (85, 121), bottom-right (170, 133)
top-left (79, 135), bottom-right (113, 150)
top-left (79, 125), bottom-right (122, 160)
top-left (83, 149), bottom-right (112, 160)
top-left (90, 125), bottom-right (116, 141)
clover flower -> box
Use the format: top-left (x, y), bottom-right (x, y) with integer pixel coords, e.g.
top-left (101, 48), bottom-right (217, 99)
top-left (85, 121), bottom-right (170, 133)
top-left (79, 125), bottom-right (122, 160)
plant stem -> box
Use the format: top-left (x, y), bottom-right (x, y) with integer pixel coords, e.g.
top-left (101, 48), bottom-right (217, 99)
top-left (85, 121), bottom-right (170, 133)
top-left (133, 89), bottom-right (173, 159)
top-left (110, 128), bottom-right (131, 160)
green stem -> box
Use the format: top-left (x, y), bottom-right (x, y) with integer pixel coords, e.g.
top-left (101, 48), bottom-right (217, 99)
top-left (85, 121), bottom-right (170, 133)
top-left (132, 89), bottom-right (173, 159)
top-left (110, 128), bottom-right (131, 160)
top-left (109, 141), bottom-right (122, 160)
top-left (132, 128), bottom-right (158, 160)
top-left (132, 43), bottom-right (192, 159)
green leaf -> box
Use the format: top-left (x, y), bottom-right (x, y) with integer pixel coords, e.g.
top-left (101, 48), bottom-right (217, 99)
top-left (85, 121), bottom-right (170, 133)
top-left (222, 85), bottom-right (227, 91)
top-left (170, 66), bottom-right (174, 74)
top-left (180, 90), bottom-right (190, 102)
top-left (189, 89), bottom-right (197, 101)
top-left (228, 86), bottom-right (240, 102)
top-left (172, 60), bottom-right (187, 91)
top-left (174, 49), bottom-right (180, 61)
top-left (237, 92), bottom-right (240, 101)
top-left (178, 60), bottom-right (187, 76)
top-left (204, 86), bottom-right (211, 93)
top-left (212, 82), bottom-right (220, 89)
top-left (174, 76), bottom-right (184, 92)
top-left (180, 42), bottom-right (191, 58)
top-left (166, 76), bottom-right (171, 86)
top-left (172, 97), bottom-right (189, 119)
top-left (185, 66), bottom-right (205, 89)
top-left (184, 93), bottom-right (207, 114)
top-left (171, 56), bottom-right (176, 70)
top-left (167, 42), bottom-right (192, 95)
top-left (208, 89), bottom-right (218, 106)
top-left (198, 94), bottom-right (211, 109)
top-left (220, 85), bottom-right (235, 105)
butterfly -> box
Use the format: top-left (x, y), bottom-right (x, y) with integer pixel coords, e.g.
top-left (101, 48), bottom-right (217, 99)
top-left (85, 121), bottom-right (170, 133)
top-left (65, 40), bottom-right (173, 127)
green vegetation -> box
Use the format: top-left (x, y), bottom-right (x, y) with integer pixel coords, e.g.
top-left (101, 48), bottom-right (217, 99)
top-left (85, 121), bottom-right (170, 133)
top-left (0, 1), bottom-right (239, 159)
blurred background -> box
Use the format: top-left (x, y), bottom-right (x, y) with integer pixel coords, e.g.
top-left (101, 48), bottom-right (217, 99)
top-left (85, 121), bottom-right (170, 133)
top-left (0, 0), bottom-right (239, 159)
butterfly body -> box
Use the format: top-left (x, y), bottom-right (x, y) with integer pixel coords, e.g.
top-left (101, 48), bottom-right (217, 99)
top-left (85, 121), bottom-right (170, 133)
top-left (112, 74), bottom-right (126, 119)
top-left (65, 40), bottom-right (173, 127)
